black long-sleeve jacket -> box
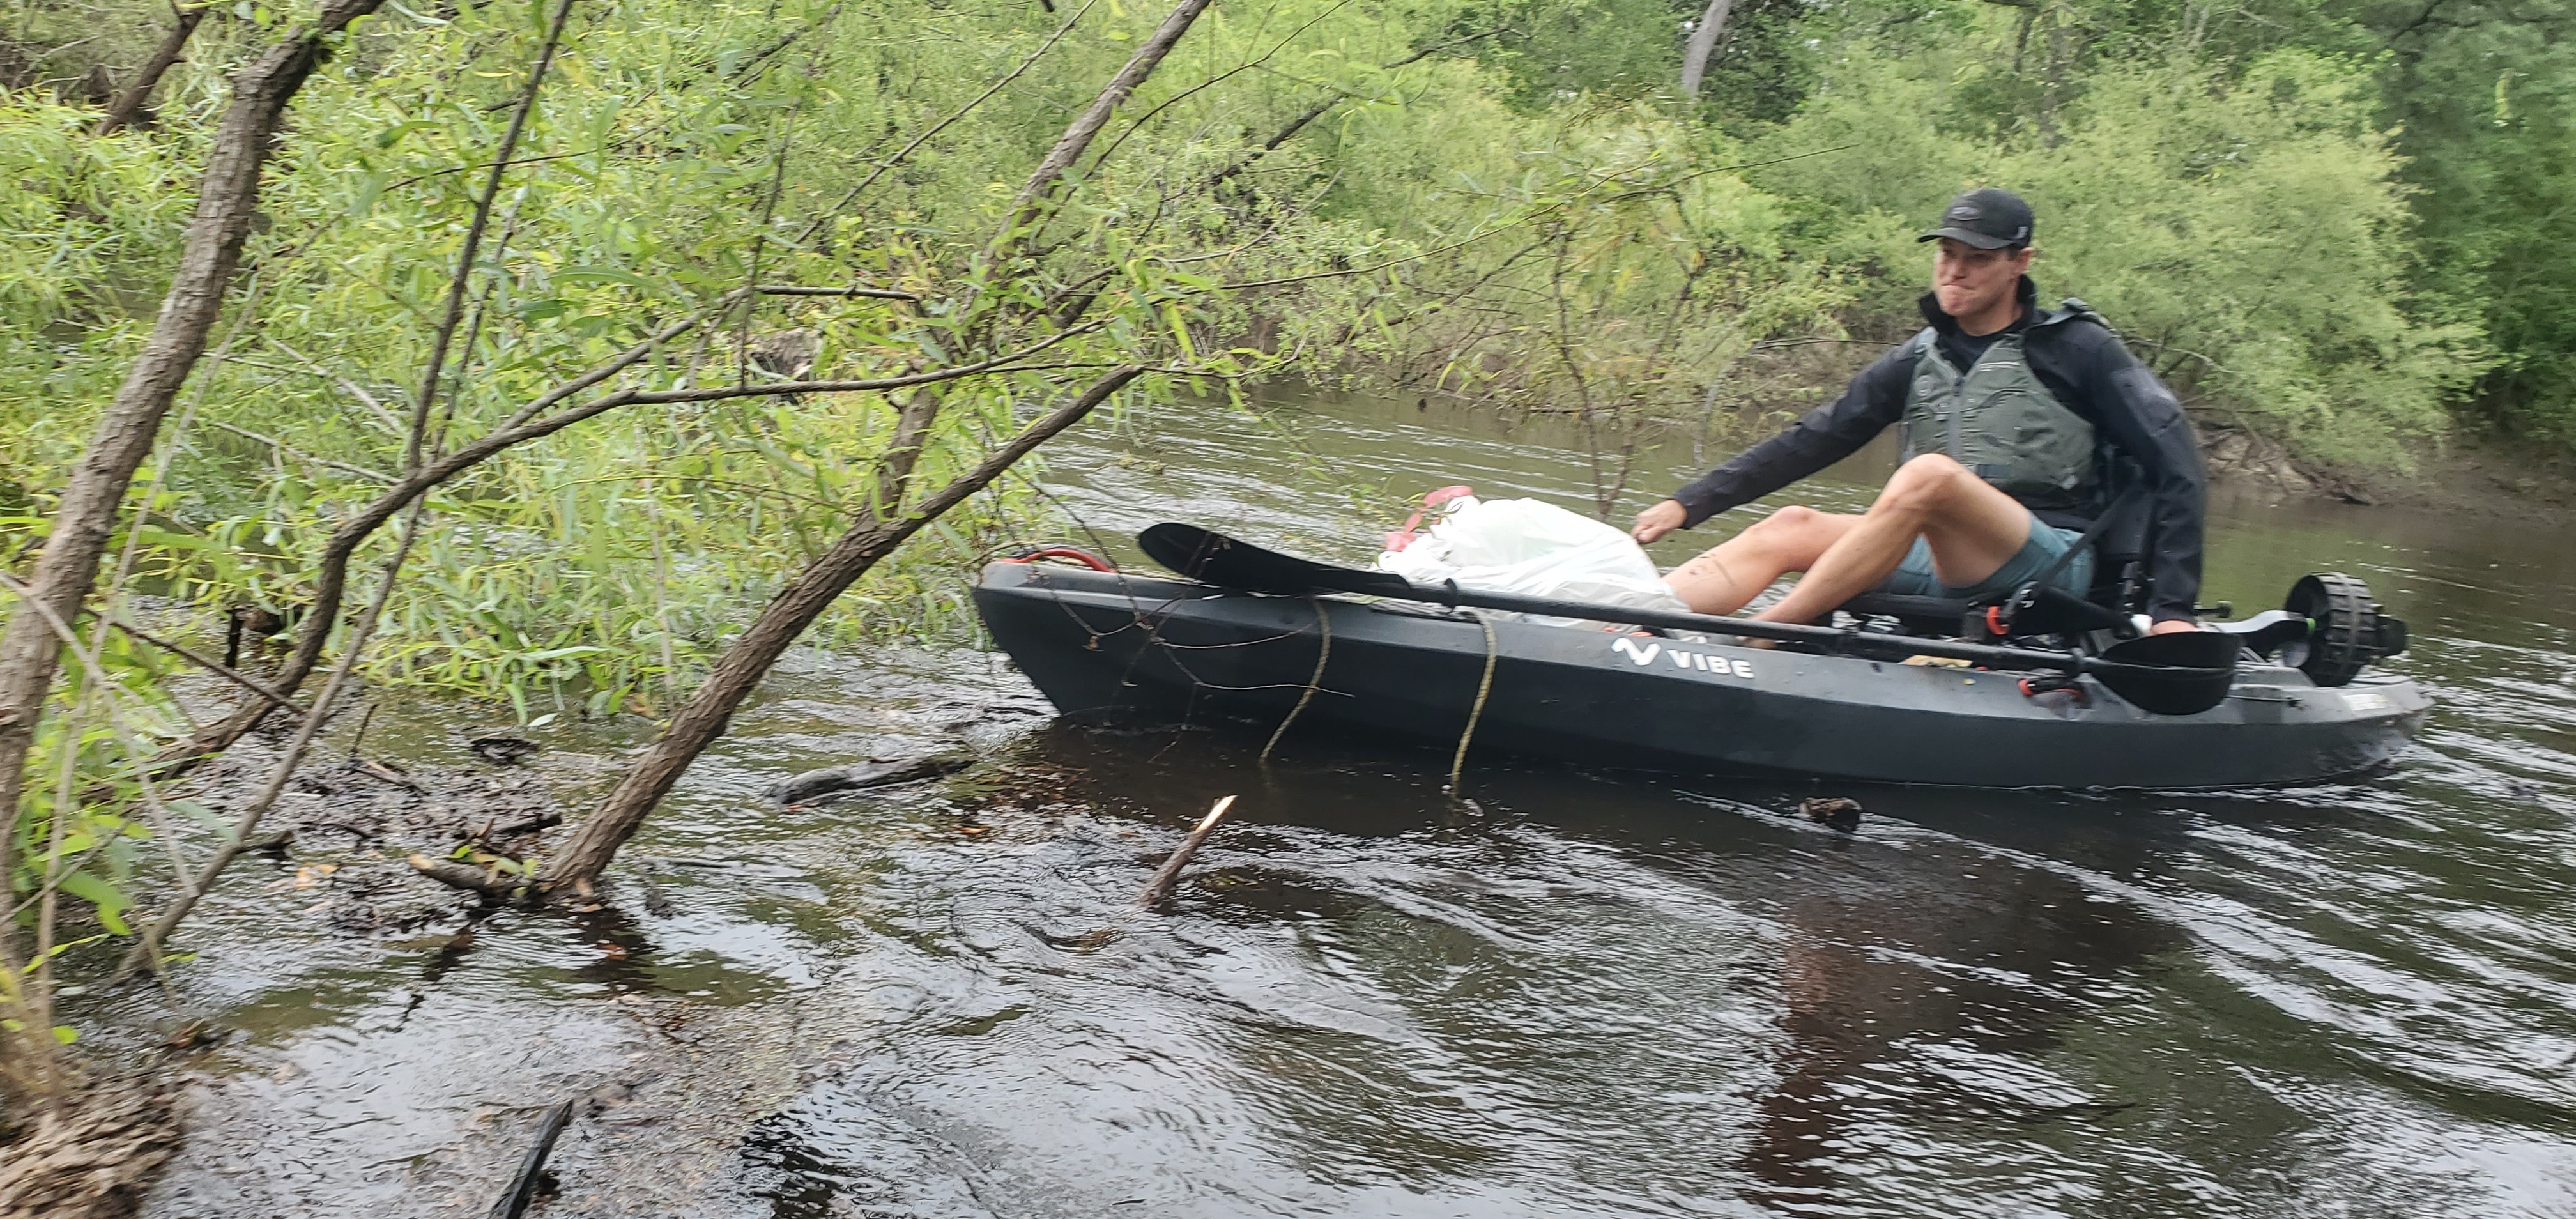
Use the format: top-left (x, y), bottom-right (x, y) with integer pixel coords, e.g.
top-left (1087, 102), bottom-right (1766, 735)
top-left (1670, 280), bottom-right (2208, 621)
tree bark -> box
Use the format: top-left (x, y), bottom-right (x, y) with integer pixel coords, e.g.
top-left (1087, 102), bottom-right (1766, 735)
top-left (0, 0), bottom-right (381, 1109)
top-left (1005, 0), bottom-right (1217, 237)
top-left (539, 367), bottom-right (1144, 888)
top-left (1679, 0), bottom-right (1736, 100)
top-left (887, 0), bottom-right (1219, 525)
top-left (0, 0), bottom-right (383, 934)
top-left (94, 4), bottom-right (209, 137)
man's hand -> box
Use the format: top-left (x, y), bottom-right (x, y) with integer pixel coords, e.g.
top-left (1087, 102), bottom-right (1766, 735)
top-left (1632, 499), bottom-right (1687, 544)
top-left (2147, 618), bottom-right (2201, 636)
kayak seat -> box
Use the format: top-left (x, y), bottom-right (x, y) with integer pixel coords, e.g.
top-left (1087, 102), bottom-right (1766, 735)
top-left (1838, 585), bottom-right (2131, 640)
top-left (1837, 592), bottom-right (1978, 637)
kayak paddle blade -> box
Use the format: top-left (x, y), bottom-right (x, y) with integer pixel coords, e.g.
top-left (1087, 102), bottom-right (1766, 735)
top-left (1139, 523), bottom-right (1414, 598)
top-left (2092, 631), bottom-right (2239, 716)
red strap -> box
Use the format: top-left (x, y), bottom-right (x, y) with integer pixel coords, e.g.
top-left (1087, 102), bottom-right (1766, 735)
top-left (1986, 605), bottom-right (2007, 636)
top-left (1004, 546), bottom-right (1116, 572)
top-left (1388, 485), bottom-right (1478, 552)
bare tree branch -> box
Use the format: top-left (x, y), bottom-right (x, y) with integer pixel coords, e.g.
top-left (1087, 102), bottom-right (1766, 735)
top-left (94, 3), bottom-right (210, 137)
top-left (107, 618), bottom-right (310, 717)
top-left (791, 0), bottom-right (1105, 247)
top-left (539, 365), bottom-right (1146, 888)
top-left (116, 502), bottom-right (429, 980)
top-left (755, 284), bottom-right (921, 300)
top-left (411, 0), bottom-right (578, 470)
top-left (1679, 0), bottom-right (1736, 99)
top-left (200, 419), bottom-right (397, 482)
top-left (264, 336), bottom-right (405, 433)
top-left (150, 318), bottom-right (1104, 779)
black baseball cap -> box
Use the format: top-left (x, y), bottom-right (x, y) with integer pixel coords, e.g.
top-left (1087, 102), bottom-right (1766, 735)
top-left (1918, 188), bottom-right (2034, 250)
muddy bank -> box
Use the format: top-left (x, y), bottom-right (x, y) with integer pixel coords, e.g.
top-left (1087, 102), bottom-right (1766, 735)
top-left (2297, 431), bottom-right (2576, 521)
top-left (80, 647), bottom-right (1057, 1216)
top-left (1, 1082), bottom-right (178, 1219)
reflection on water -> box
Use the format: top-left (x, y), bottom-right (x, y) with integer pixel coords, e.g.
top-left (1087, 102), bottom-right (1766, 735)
top-left (134, 391), bottom-right (2576, 1216)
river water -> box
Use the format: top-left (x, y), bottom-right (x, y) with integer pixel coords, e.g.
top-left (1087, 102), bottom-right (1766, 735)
top-left (121, 391), bottom-right (2576, 1216)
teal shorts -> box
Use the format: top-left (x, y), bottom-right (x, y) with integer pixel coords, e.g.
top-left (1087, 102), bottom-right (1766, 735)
top-left (1876, 512), bottom-right (2092, 601)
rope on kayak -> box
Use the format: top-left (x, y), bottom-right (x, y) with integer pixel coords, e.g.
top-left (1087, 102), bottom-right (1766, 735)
top-left (1260, 599), bottom-right (1331, 764)
top-left (1446, 614), bottom-right (1498, 793)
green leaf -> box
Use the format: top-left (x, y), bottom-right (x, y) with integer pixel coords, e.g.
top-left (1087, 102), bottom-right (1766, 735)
top-left (168, 801), bottom-right (230, 833)
top-left (516, 646), bottom-right (606, 662)
top-left (56, 871), bottom-right (131, 936)
top-left (553, 266), bottom-right (658, 291)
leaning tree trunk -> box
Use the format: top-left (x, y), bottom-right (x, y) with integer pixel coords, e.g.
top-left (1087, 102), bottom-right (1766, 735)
top-left (0, 0), bottom-right (382, 1102)
top-left (94, 3), bottom-right (210, 137)
top-left (540, 368), bottom-right (1142, 888)
top-left (0, 0), bottom-right (385, 899)
top-left (1678, 0), bottom-right (1735, 100)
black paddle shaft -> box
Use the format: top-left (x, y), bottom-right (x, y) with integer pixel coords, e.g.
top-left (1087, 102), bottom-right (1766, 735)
top-left (1138, 523), bottom-right (2237, 714)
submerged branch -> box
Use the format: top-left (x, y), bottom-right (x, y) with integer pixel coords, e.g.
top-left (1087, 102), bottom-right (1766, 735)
top-left (1137, 795), bottom-right (1236, 908)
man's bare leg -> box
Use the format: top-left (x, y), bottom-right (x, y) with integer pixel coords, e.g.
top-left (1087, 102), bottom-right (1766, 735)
top-left (1753, 454), bottom-right (2035, 625)
top-left (1662, 506), bottom-right (1862, 615)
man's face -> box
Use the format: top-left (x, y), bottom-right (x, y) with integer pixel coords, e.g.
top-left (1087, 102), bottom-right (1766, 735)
top-left (1931, 238), bottom-right (2034, 318)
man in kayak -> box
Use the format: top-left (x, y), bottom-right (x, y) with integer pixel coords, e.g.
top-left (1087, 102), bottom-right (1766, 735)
top-left (1630, 188), bottom-right (2205, 636)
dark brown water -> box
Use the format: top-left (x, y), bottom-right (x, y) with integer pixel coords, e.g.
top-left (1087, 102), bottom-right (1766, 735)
top-left (116, 391), bottom-right (2576, 1216)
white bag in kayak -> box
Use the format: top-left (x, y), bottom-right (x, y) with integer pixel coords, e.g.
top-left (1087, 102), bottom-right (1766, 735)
top-left (1376, 495), bottom-right (1688, 620)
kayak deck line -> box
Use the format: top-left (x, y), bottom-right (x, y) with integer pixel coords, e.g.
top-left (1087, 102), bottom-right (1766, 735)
top-left (973, 561), bottom-right (2429, 791)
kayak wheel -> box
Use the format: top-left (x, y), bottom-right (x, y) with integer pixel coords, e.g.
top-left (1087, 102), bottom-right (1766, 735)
top-left (2285, 572), bottom-right (2379, 687)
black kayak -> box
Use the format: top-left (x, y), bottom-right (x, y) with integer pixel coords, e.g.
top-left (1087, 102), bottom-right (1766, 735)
top-left (972, 548), bottom-right (2429, 790)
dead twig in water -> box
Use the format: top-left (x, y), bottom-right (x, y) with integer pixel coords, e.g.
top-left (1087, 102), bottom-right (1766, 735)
top-left (105, 617), bottom-right (310, 717)
top-left (1137, 795), bottom-right (1235, 909)
top-left (470, 811), bottom-right (562, 845)
top-left (487, 1098), bottom-right (574, 1219)
top-left (408, 854), bottom-right (529, 902)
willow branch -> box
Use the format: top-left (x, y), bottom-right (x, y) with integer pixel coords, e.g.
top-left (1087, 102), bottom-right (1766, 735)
top-left (94, 3), bottom-right (210, 137)
top-left (410, 0), bottom-right (577, 470)
top-left (790, 0), bottom-right (1103, 247)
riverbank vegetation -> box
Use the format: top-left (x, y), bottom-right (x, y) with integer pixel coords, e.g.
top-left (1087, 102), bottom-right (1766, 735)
top-left (2, 0), bottom-right (2568, 1188)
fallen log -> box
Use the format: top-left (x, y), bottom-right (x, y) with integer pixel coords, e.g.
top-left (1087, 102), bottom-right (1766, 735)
top-left (763, 751), bottom-right (974, 806)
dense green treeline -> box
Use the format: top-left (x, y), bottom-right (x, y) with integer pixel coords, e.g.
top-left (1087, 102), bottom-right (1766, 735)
top-left (1460, 0), bottom-right (2576, 451)
top-left (0, 0), bottom-right (2554, 698)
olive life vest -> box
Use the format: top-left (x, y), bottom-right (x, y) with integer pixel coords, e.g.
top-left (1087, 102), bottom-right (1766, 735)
top-left (1899, 299), bottom-right (2109, 513)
